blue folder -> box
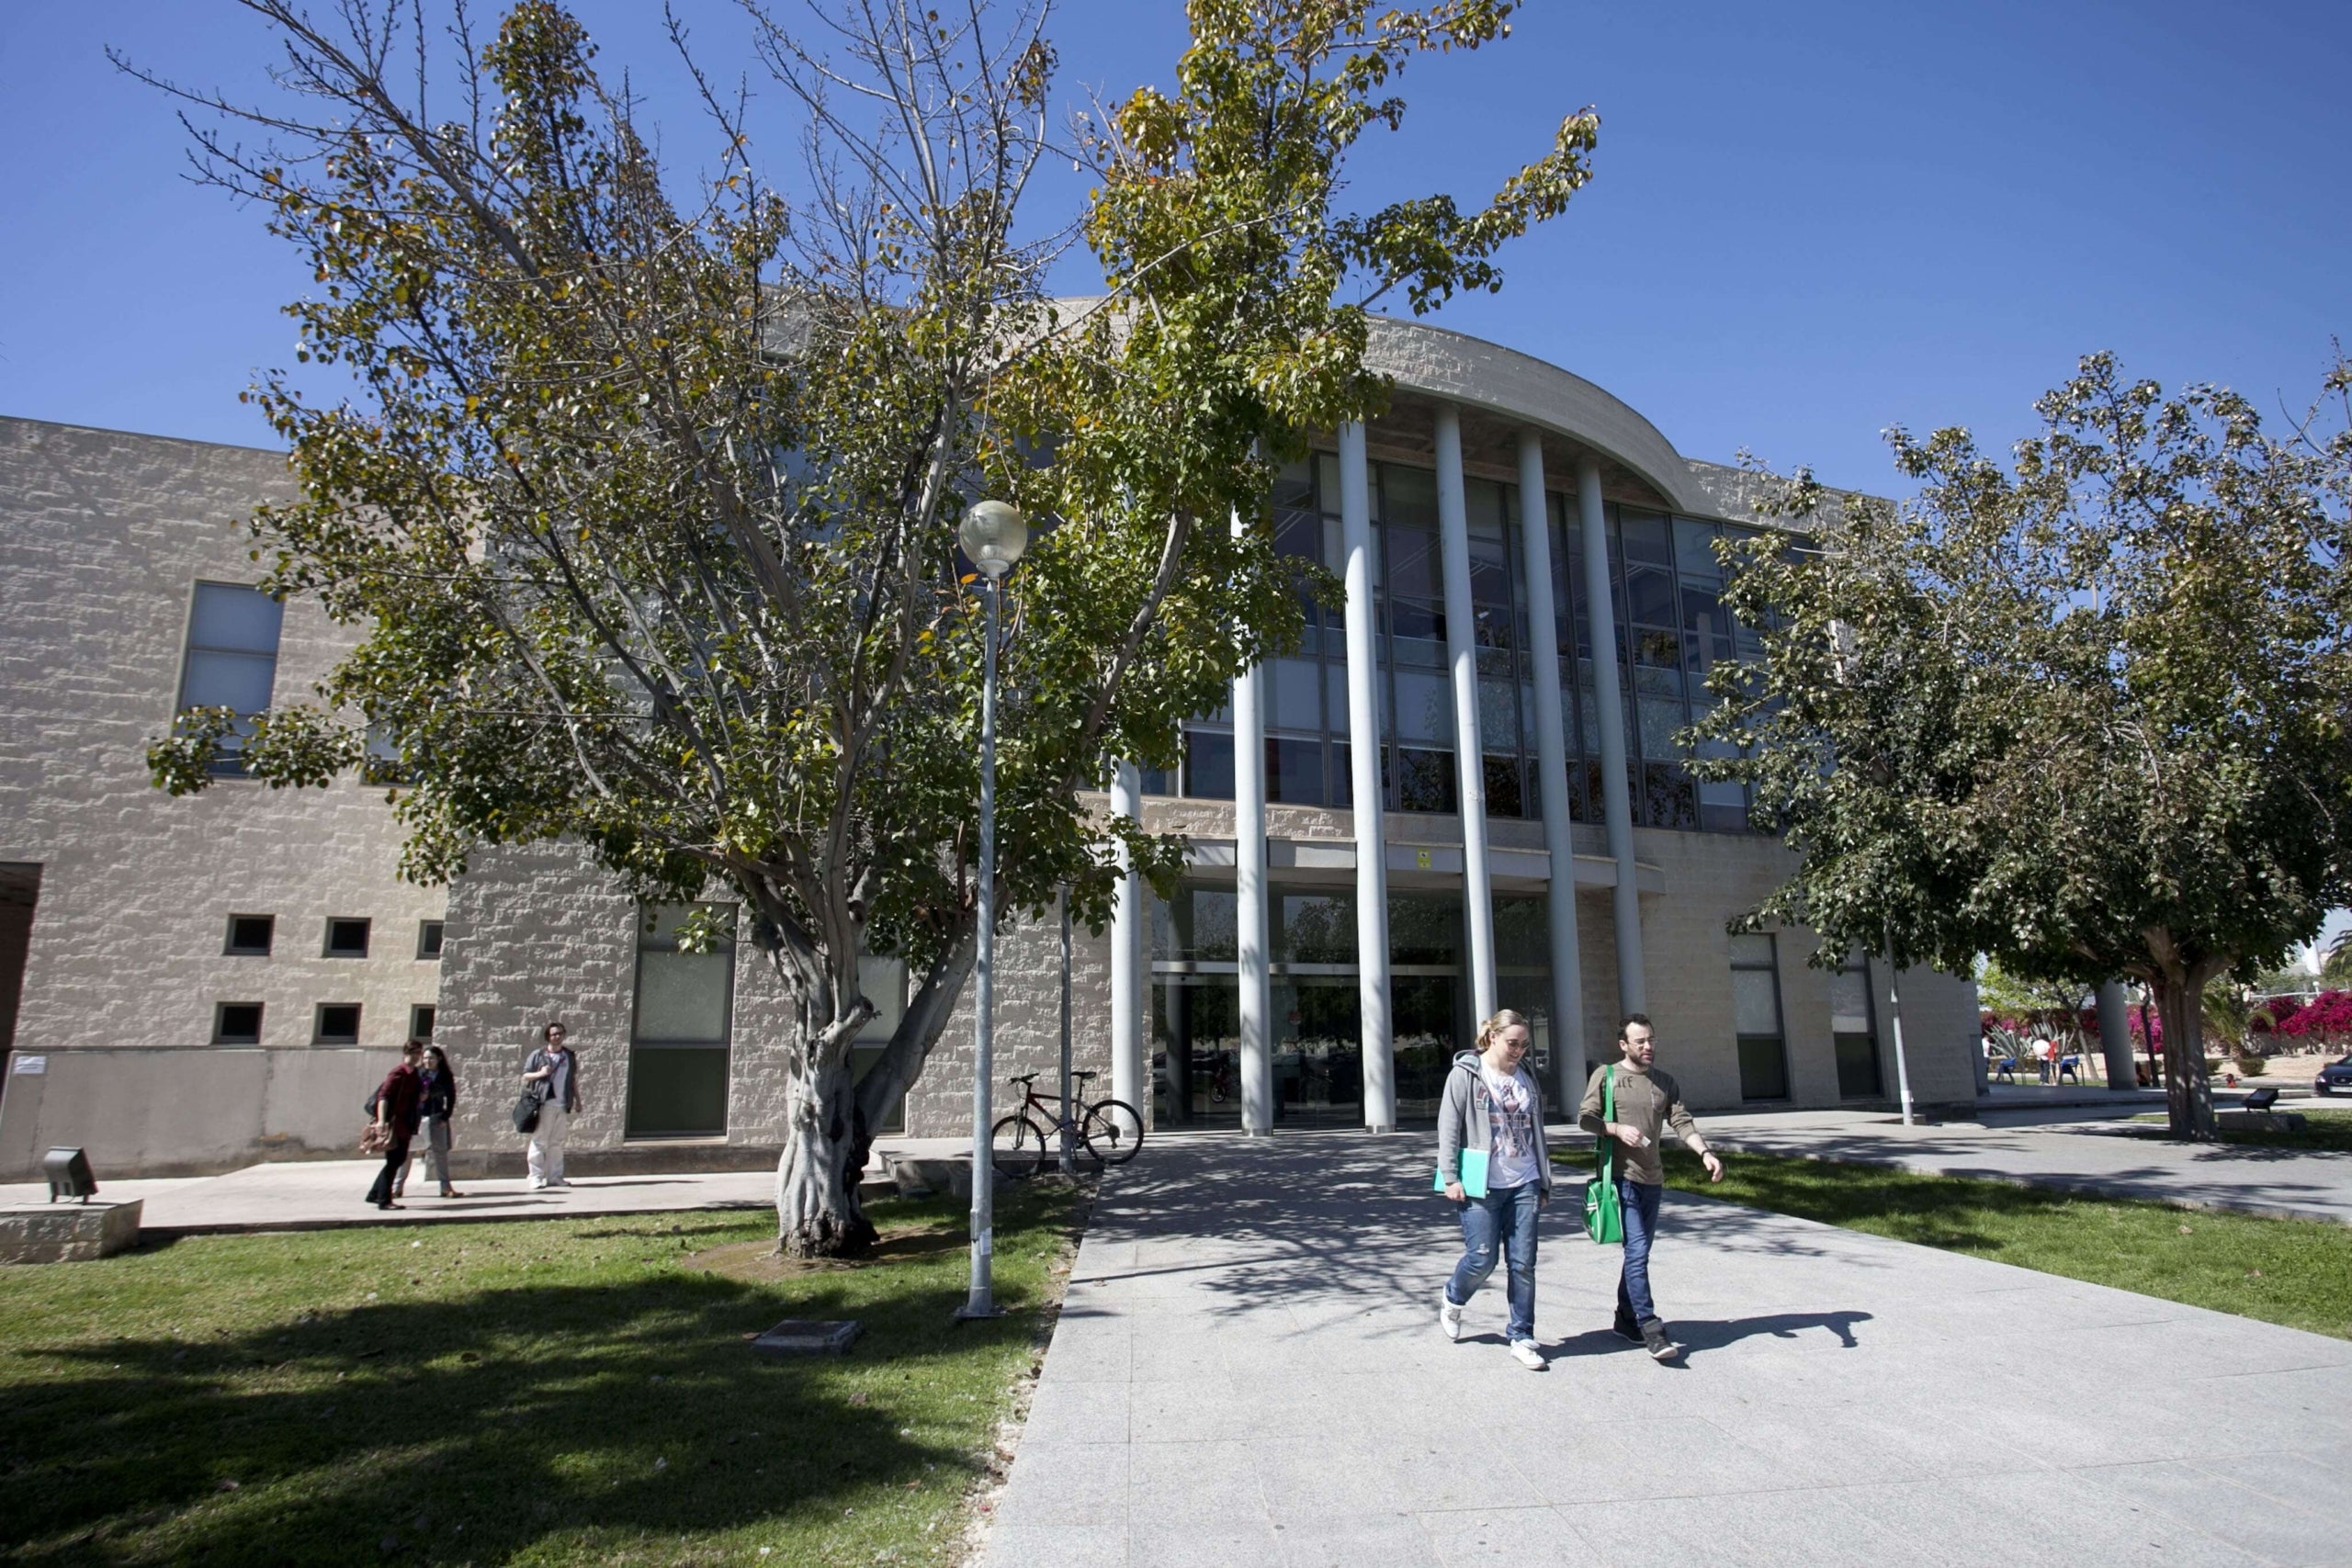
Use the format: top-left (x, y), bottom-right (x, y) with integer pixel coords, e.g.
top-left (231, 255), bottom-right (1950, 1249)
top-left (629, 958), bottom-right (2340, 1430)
top-left (1434, 1148), bottom-right (1489, 1198)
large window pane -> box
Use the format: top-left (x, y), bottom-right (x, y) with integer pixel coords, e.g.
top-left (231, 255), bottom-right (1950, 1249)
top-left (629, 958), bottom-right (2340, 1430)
top-left (1270, 658), bottom-right (1323, 730)
top-left (180, 583), bottom-right (285, 777)
top-left (1394, 747), bottom-right (1456, 813)
top-left (1737, 1035), bottom-right (1791, 1100)
top-left (1183, 729), bottom-right (1235, 799)
top-left (181, 649), bottom-right (277, 716)
top-left (1267, 737), bottom-right (1326, 806)
top-left (637, 950), bottom-right (731, 1040)
top-left (188, 582), bottom-right (284, 652)
top-left (1730, 931), bottom-right (1789, 1100)
top-left (1731, 969), bottom-right (1781, 1036)
top-left (627, 1047), bottom-right (729, 1138)
top-left (1153, 886), bottom-right (1238, 962)
top-left (629, 904), bottom-right (734, 1137)
top-left (1392, 669), bottom-right (1453, 743)
top-left (1274, 889), bottom-right (1356, 964)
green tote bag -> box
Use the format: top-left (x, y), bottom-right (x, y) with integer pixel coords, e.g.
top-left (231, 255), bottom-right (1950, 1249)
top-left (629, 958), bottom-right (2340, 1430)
top-left (1584, 1065), bottom-right (1624, 1245)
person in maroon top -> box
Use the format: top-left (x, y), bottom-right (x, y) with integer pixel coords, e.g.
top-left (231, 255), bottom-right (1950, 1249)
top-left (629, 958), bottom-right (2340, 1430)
top-left (367, 1041), bottom-right (426, 1211)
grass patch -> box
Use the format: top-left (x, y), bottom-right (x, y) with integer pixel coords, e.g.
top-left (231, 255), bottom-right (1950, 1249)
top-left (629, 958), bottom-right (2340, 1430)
top-left (0, 1181), bottom-right (1086, 1566)
top-left (1645, 1146), bottom-right (2352, 1341)
top-left (2128, 1106), bottom-right (2352, 1154)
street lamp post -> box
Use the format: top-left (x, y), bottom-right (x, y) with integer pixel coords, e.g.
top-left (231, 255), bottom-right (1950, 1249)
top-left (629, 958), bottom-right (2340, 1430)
top-left (956, 498), bottom-right (1026, 1322)
top-left (1057, 884), bottom-right (1076, 1179)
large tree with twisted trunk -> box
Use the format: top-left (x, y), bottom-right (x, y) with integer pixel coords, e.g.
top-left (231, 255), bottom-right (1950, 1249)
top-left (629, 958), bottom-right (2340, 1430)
top-left (135, 0), bottom-right (1599, 1251)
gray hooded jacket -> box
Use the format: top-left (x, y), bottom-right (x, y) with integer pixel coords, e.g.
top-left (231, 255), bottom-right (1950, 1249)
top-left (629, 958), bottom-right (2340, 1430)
top-left (1437, 1049), bottom-right (1554, 1195)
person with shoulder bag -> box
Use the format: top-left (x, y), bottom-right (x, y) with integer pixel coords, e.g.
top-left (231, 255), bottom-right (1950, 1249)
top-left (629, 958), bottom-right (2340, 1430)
top-left (365, 1041), bottom-right (426, 1211)
top-left (1435, 1010), bottom-right (1553, 1371)
top-left (520, 1022), bottom-right (584, 1190)
top-left (1579, 1013), bottom-right (1724, 1362)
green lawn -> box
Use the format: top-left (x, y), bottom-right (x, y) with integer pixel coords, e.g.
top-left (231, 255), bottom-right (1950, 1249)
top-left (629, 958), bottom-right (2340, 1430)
top-left (1639, 1146), bottom-right (2352, 1341)
top-left (0, 1182), bottom-right (1085, 1566)
top-left (2129, 1105), bottom-right (2352, 1154)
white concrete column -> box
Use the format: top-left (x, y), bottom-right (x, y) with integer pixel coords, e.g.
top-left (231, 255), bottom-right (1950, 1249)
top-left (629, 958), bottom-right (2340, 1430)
top-left (1108, 760), bottom-right (1146, 1123)
top-left (1577, 458), bottom-right (1645, 1015)
top-left (1340, 421), bottom-right (1395, 1132)
top-left (1517, 430), bottom-right (1587, 1101)
top-left (2097, 979), bottom-right (2135, 1091)
top-left (1232, 511), bottom-right (1273, 1136)
top-left (1436, 406), bottom-right (1498, 1025)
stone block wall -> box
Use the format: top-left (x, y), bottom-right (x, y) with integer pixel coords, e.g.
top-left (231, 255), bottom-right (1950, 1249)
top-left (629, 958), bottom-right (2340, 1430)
top-left (0, 418), bottom-right (444, 1178)
top-left (901, 909), bottom-right (1115, 1140)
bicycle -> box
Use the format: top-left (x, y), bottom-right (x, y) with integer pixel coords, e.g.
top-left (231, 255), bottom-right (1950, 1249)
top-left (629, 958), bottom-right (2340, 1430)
top-left (990, 1070), bottom-right (1146, 1179)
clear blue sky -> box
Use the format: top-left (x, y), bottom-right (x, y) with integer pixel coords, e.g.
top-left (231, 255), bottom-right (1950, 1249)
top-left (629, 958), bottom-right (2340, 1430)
top-left (5, 1), bottom-right (2348, 949)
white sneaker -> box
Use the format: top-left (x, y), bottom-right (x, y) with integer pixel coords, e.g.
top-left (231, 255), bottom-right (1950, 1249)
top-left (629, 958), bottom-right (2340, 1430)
top-left (1509, 1339), bottom-right (1547, 1371)
top-left (1439, 1292), bottom-right (1465, 1341)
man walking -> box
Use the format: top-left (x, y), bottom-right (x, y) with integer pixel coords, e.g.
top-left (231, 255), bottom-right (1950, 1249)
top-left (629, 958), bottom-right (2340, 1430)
top-left (1580, 1013), bottom-right (1723, 1361)
top-left (523, 1022), bottom-right (584, 1190)
top-left (366, 1040), bottom-right (425, 1211)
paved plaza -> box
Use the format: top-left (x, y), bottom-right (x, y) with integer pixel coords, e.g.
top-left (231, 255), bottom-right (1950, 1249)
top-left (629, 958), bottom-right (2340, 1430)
top-left (983, 1131), bottom-right (2352, 1568)
top-left (0, 1136), bottom-right (968, 1234)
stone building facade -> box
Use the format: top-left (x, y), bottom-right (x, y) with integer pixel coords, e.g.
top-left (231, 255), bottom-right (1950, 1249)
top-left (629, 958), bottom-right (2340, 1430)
top-left (0, 418), bottom-right (444, 1178)
top-left (0, 317), bottom-right (1983, 1179)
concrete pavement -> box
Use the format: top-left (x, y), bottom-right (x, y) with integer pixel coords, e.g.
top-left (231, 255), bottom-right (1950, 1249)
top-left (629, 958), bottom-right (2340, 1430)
top-left (0, 1136), bottom-right (970, 1234)
top-left (982, 1130), bottom-right (2352, 1568)
top-left (1694, 1108), bottom-right (2352, 1225)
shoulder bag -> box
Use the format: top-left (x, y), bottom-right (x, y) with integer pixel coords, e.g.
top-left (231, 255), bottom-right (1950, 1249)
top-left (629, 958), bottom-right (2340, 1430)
top-left (511, 1080), bottom-right (547, 1134)
top-left (1584, 1064), bottom-right (1624, 1245)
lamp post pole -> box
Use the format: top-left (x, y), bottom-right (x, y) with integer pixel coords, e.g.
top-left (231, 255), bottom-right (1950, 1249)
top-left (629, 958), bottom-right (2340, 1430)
top-left (1884, 919), bottom-right (1916, 1127)
top-left (1058, 884), bottom-right (1076, 1178)
top-left (956, 500), bottom-right (1026, 1322)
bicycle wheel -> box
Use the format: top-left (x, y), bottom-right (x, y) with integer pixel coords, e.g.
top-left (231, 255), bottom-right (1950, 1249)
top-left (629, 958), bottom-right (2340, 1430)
top-left (1080, 1099), bottom-right (1145, 1166)
top-left (989, 1114), bottom-right (1046, 1181)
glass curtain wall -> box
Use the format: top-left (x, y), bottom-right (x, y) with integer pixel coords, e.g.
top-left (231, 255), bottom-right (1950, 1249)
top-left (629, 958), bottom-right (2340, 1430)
top-left (1147, 454), bottom-right (1766, 834)
top-left (1148, 880), bottom-right (1551, 1125)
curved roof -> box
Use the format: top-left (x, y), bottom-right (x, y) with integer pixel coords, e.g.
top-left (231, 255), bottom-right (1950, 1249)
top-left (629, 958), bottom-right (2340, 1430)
top-left (1363, 317), bottom-right (1713, 516)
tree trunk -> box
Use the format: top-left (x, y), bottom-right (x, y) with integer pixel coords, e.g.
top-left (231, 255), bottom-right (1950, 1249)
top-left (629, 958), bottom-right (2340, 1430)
top-left (2153, 974), bottom-right (2217, 1142)
top-left (775, 1047), bottom-right (877, 1258)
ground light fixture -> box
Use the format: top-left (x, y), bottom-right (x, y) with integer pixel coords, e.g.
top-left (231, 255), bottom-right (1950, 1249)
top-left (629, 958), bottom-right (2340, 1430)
top-left (956, 498), bottom-right (1025, 1321)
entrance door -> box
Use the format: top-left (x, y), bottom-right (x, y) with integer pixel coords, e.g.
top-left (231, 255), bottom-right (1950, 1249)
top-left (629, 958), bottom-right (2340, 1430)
top-left (1272, 976), bottom-right (1362, 1126)
top-left (1153, 976), bottom-right (1241, 1127)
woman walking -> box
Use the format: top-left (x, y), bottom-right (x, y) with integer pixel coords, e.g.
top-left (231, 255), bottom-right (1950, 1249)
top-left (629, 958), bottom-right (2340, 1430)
top-left (395, 1044), bottom-right (466, 1200)
top-left (1436, 1010), bottom-right (1553, 1371)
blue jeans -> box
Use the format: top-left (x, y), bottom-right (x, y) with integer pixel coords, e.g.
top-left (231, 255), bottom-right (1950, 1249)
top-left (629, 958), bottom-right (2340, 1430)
top-left (1446, 1180), bottom-right (1540, 1342)
top-left (1616, 1178), bottom-right (1664, 1325)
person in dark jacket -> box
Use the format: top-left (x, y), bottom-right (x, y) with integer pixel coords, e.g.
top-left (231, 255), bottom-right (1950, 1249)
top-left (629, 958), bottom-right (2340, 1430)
top-left (367, 1040), bottom-right (426, 1211)
top-left (394, 1044), bottom-right (465, 1201)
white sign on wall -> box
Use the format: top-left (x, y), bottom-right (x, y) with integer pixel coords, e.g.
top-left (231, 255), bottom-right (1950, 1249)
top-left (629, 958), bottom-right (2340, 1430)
top-left (11, 1055), bottom-right (46, 1076)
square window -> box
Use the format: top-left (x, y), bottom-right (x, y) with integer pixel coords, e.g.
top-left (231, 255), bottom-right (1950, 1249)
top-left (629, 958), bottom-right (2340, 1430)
top-left (314, 1003), bottom-right (362, 1044)
top-left (214, 1001), bottom-right (264, 1044)
top-left (323, 918), bottom-right (371, 958)
top-left (416, 920), bottom-right (445, 960)
top-left (224, 915), bottom-right (275, 956)
top-left (410, 1004), bottom-right (437, 1041)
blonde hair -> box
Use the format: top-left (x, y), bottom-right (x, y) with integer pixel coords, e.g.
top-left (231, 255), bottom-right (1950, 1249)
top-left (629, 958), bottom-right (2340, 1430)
top-left (1475, 1010), bottom-right (1532, 1055)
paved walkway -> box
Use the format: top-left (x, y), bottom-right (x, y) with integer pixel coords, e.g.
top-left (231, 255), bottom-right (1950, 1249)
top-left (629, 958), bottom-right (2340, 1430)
top-left (1693, 1109), bottom-right (2352, 1225)
top-left (985, 1131), bottom-right (2352, 1568)
top-left (0, 1137), bottom-right (969, 1234)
